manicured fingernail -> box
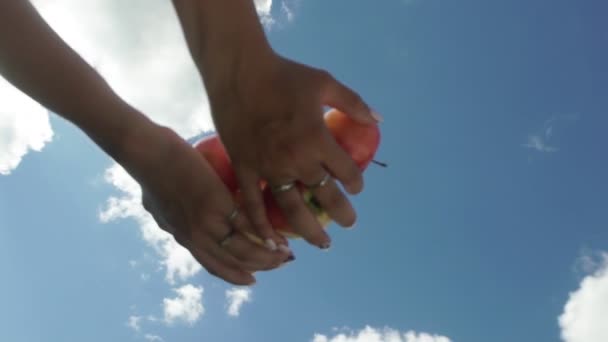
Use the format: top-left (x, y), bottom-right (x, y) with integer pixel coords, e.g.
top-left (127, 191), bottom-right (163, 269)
top-left (319, 241), bottom-right (331, 250)
top-left (278, 244), bottom-right (292, 254)
top-left (265, 239), bottom-right (277, 251)
top-left (371, 110), bottom-right (384, 123)
top-left (279, 254), bottom-right (296, 268)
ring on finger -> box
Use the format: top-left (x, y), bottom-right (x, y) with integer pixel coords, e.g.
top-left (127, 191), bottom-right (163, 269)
top-left (305, 173), bottom-right (331, 190)
top-left (270, 181), bottom-right (296, 194)
top-left (219, 227), bottom-right (236, 248)
top-left (227, 206), bottom-right (239, 223)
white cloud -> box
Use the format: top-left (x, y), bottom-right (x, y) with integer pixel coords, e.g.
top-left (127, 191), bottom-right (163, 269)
top-left (281, 1), bottom-right (295, 22)
top-left (523, 135), bottom-right (558, 153)
top-left (255, 0), bottom-right (275, 27)
top-left (31, 0), bottom-right (215, 138)
top-left (0, 78), bottom-right (53, 175)
top-left (312, 326), bottom-right (452, 342)
top-left (99, 164), bottom-right (201, 284)
top-left (2, 0), bottom-right (284, 176)
top-left (225, 288), bottom-right (252, 317)
top-left (144, 334), bottom-right (164, 342)
top-left (163, 284), bottom-right (204, 325)
top-left (126, 315), bottom-right (142, 332)
top-left (559, 252), bottom-right (608, 342)
top-left (255, 0), bottom-right (273, 15)
top-left (523, 114), bottom-right (578, 153)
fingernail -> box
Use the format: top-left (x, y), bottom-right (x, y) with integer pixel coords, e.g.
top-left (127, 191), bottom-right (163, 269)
top-left (278, 244), bottom-right (292, 254)
top-left (279, 254), bottom-right (296, 268)
top-left (319, 241), bottom-right (331, 251)
top-left (265, 239), bottom-right (278, 251)
top-left (371, 110), bottom-right (384, 123)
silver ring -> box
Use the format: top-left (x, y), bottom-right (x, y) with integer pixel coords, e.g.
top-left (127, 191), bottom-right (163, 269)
top-left (227, 207), bottom-right (239, 223)
top-left (306, 173), bottom-right (331, 189)
top-left (270, 181), bottom-right (296, 194)
top-left (219, 228), bottom-right (236, 248)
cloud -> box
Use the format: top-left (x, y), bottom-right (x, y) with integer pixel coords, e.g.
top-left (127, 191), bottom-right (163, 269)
top-left (144, 334), bottom-right (164, 342)
top-left (254, 0), bottom-right (275, 27)
top-left (99, 164), bottom-right (202, 284)
top-left (559, 252), bottom-right (608, 342)
top-left (281, 1), bottom-right (295, 22)
top-left (126, 315), bottom-right (142, 332)
top-left (2, 0), bottom-right (286, 176)
top-left (523, 114), bottom-right (578, 153)
top-left (163, 284), bottom-right (204, 325)
top-left (225, 288), bottom-right (252, 317)
top-left (523, 135), bottom-right (558, 153)
top-left (30, 0), bottom-right (215, 138)
top-left (0, 78), bottom-right (53, 175)
top-left (312, 326), bottom-right (452, 342)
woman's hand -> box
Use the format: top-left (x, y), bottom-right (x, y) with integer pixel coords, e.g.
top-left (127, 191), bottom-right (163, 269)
top-left (207, 51), bottom-right (381, 250)
top-left (122, 122), bottom-right (292, 286)
top-left (170, 0), bottom-right (380, 250)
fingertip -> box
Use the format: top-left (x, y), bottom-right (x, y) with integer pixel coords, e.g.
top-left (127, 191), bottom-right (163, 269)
top-left (344, 177), bottom-right (364, 195)
top-left (305, 233), bottom-right (331, 251)
top-left (264, 238), bottom-right (278, 251)
top-left (371, 110), bottom-right (384, 123)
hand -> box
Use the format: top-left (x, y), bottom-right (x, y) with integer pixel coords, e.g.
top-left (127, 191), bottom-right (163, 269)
top-left (121, 122), bottom-right (292, 285)
top-left (207, 51), bottom-right (381, 250)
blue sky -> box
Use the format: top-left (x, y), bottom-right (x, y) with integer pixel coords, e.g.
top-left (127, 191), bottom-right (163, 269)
top-left (1, 0), bottom-right (607, 341)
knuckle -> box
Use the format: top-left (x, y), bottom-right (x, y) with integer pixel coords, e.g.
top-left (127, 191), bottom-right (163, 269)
top-left (326, 189), bottom-right (348, 209)
top-left (349, 92), bottom-right (365, 108)
top-left (317, 69), bottom-right (333, 83)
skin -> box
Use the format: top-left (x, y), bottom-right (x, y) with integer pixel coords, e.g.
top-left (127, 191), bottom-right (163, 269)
top-left (0, 0), bottom-right (380, 285)
top-left (172, 0), bottom-right (381, 251)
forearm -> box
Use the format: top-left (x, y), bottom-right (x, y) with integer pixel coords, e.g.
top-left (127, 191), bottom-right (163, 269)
top-left (171, 0), bottom-right (273, 98)
top-left (0, 0), bottom-right (148, 160)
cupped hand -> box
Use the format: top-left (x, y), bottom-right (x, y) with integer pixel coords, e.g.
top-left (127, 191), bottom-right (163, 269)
top-left (207, 51), bottom-right (381, 250)
top-left (120, 122), bottom-right (292, 285)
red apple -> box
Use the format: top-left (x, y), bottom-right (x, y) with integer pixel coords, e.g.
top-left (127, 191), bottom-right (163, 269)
top-left (194, 135), bottom-right (239, 193)
top-left (194, 109), bottom-right (381, 240)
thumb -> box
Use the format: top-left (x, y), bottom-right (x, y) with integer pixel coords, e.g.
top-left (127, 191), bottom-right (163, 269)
top-left (320, 73), bottom-right (383, 124)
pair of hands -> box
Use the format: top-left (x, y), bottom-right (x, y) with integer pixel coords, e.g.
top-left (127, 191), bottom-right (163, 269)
top-left (139, 52), bottom-right (379, 285)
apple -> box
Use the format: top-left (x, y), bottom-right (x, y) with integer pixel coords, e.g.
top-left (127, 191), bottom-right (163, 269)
top-left (194, 134), bottom-right (239, 194)
top-left (193, 109), bottom-right (381, 240)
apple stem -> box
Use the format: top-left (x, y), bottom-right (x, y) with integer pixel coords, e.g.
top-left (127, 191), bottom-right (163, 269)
top-left (371, 160), bottom-right (388, 168)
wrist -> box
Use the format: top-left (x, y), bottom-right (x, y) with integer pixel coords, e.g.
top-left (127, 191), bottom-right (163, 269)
top-left (77, 97), bottom-right (155, 167)
top-left (172, 0), bottom-right (274, 105)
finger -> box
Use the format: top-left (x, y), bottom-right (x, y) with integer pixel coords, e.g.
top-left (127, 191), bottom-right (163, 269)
top-left (225, 209), bottom-right (293, 269)
top-left (229, 202), bottom-right (291, 251)
top-left (322, 133), bottom-right (364, 195)
top-left (271, 177), bottom-right (331, 249)
top-left (301, 170), bottom-right (356, 228)
top-left (236, 168), bottom-right (288, 252)
top-left (190, 241), bottom-right (256, 286)
top-left (319, 72), bottom-right (382, 124)
top-left (220, 231), bottom-right (293, 271)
